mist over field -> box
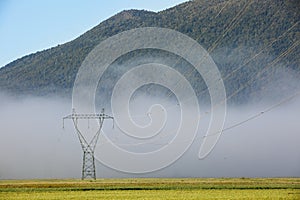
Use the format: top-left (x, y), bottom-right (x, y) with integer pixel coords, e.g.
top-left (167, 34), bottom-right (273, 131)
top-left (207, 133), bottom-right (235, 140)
top-left (0, 90), bottom-right (299, 179)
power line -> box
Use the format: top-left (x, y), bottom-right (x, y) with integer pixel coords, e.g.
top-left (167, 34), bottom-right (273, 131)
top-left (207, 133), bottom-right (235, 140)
top-left (165, 37), bottom-right (300, 112)
top-left (150, 26), bottom-right (299, 113)
top-left (222, 21), bottom-right (299, 81)
top-left (215, 0), bottom-right (232, 18)
top-left (110, 36), bottom-right (300, 145)
top-left (110, 90), bottom-right (300, 147)
top-left (111, 38), bottom-right (300, 146)
top-left (142, 0), bottom-right (252, 99)
top-left (164, 0), bottom-right (254, 99)
top-left (207, 0), bottom-right (253, 53)
top-left (105, 0), bottom-right (300, 147)
top-left (204, 91), bottom-right (300, 138)
top-left (223, 40), bottom-right (300, 106)
top-left (142, 6), bottom-right (299, 115)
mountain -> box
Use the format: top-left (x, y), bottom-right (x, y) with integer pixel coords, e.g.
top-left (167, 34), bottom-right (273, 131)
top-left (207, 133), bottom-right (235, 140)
top-left (0, 0), bottom-right (299, 103)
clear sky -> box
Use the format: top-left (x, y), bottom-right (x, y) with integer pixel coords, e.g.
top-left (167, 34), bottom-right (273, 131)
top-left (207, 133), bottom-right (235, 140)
top-left (0, 0), bottom-right (188, 68)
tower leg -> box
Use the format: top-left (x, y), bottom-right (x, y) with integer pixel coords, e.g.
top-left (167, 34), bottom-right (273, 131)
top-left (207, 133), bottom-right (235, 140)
top-left (82, 149), bottom-right (96, 180)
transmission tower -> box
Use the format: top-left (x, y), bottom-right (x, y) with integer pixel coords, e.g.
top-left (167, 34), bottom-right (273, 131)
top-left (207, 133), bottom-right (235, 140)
top-left (63, 108), bottom-right (113, 180)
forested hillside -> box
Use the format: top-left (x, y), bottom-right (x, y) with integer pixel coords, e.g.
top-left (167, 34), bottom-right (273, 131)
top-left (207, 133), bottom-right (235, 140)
top-left (0, 0), bottom-right (299, 103)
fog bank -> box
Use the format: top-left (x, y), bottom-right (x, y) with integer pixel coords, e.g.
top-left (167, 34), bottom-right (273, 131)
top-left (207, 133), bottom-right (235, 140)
top-left (0, 92), bottom-right (299, 179)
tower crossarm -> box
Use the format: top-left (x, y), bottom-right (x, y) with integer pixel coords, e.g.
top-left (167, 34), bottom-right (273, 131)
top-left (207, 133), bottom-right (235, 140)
top-left (63, 113), bottom-right (113, 120)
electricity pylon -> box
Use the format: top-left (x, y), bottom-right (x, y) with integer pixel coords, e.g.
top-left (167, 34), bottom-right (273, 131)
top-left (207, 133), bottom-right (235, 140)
top-left (63, 108), bottom-right (113, 180)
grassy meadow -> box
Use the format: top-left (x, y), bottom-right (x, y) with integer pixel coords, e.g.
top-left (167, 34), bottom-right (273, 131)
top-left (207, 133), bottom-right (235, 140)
top-left (0, 178), bottom-right (299, 199)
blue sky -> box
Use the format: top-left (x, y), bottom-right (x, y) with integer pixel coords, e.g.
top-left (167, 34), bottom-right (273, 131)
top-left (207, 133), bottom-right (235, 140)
top-left (0, 0), bottom-right (187, 68)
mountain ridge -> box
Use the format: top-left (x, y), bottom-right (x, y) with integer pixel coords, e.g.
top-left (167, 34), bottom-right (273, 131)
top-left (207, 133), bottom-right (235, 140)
top-left (0, 0), bottom-right (299, 103)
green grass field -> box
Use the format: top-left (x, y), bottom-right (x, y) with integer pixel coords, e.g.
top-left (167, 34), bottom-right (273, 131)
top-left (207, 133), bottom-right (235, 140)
top-left (0, 178), bottom-right (299, 200)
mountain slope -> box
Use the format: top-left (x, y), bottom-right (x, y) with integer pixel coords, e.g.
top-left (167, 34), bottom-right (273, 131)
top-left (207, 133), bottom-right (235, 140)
top-left (0, 0), bottom-right (299, 103)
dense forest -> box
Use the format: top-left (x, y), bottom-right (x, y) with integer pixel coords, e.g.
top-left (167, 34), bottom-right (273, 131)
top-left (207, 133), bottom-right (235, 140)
top-left (0, 0), bottom-right (299, 104)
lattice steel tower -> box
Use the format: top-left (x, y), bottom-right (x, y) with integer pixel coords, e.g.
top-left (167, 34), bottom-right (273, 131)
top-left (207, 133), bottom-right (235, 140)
top-left (63, 109), bottom-right (113, 180)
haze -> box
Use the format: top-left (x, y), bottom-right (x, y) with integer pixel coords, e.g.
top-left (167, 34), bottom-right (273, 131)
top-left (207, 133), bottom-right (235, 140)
top-left (0, 91), bottom-right (299, 179)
